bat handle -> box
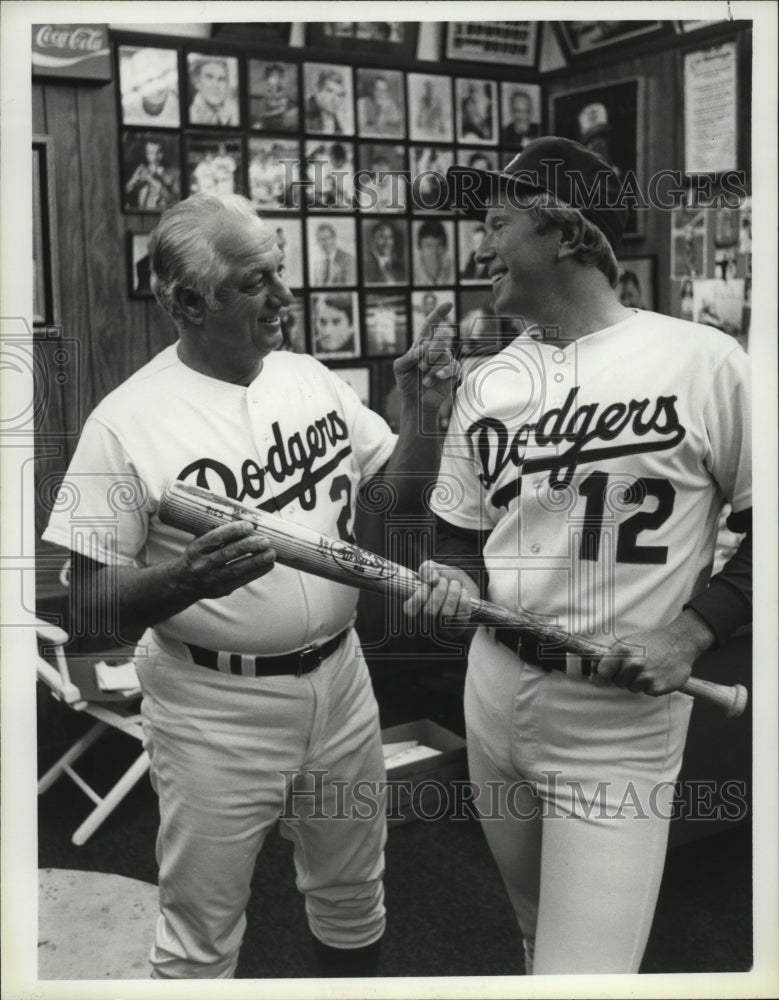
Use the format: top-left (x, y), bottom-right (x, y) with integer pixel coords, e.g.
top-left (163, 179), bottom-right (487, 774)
top-left (680, 677), bottom-right (748, 718)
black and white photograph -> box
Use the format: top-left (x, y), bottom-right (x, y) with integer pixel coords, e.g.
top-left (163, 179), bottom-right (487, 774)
top-left (500, 82), bottom-right (541, 149)
top-left (361, 217), bottom-right (409, 285)
top-left (185, 135), bottom-right (243, 196)
top-left (364, 292), bottom-right (408, 355)
top-left (411, 218), bottom-right (455, 286)
top-left (3, 7), bottom-right (773, 996)
top-left (247, 136), bottom-right (299, 210)
top-left (248, 58), bottom-right (299, 131)
top-left (455, 77), bottom-right (498, 145)
top-left (306, 216), bottom-right (357, 287)
top-left (127, 231), bottom-right (153, 297)
top-left (304, 138), bottom-right (355, 209)
top-left (310, 290), bottom-right (360, 359)
top-left (410, 146), bottom-right (454, 212)
top-left (356, 68), bottom-right (405, 139)
top-left (118, 45), bottom-right (180, 127)
top-left (186, 51), bottom-right (241, 126)
top-left (269, 217), bottom-right (304, 289)
top-left (121, 130), bottom-right (181, 212)
top-left (303, 62), bottom-right (355, 135)
top-left (356, 143), bottom-right (407, 212)
top-left (408, 72), bottom-right (454, 142)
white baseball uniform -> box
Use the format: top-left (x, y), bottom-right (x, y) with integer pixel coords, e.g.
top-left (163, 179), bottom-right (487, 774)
top-left (430, 310), bottom-right (751, 973)
top-left (44, 344), bottom-right (396, 978)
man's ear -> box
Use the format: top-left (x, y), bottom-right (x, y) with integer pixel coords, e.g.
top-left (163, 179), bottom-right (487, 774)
top-left (173, 287), bottom-right (205, 326)
top-left (556, 218), bottom-right (585, 262)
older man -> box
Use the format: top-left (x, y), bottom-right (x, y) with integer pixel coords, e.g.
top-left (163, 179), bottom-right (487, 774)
top-left (406, 137), bottom-right (751, 974)
top-left (43, 193), bottom-right (455, 979)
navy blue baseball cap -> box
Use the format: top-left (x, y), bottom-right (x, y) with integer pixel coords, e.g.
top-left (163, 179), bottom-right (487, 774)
top-left (447, 136), bottom-right (628, 252)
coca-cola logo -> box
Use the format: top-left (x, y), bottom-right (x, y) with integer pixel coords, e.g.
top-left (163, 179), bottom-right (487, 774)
top-left (35, 25), bottom-right (104, 52)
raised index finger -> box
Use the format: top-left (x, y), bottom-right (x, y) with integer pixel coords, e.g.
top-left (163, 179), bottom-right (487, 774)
top-left (415, 301), bottom-right (454, 345)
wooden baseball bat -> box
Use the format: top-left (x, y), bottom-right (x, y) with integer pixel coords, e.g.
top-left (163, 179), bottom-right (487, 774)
top-left (158, 481), bottom-right (748, 718)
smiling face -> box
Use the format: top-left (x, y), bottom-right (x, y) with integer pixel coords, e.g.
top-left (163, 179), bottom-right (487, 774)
top-left (373, 224), bottom-right (395, 257)
top-left (478, 203), bottom-right (562, 323)
top-left (196, 60), bottom-right (229, 108)
top-left (198, 213), bottom-right (293, 379)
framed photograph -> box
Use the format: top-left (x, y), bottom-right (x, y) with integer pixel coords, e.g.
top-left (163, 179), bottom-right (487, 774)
top-left (118, 45), bottom-right (180, 128)
top-left (306, 216), bottom-right (357, 287)
top-left (305, 22), bottom-right (419, 60)
top-left (121, 130), bottom-right (181, 213)
top-left (411, 218), bottom-right (456, 287)
top-left (684, 42), bottom-right (738, 174)
top-left (365, 293), bottom-right (408, 356)
top-left (616, 256), bottom-right (656, 312)
top-left (410, 146), bottom-right (453, 213)
top-left (185, 135), bottom-right (243, 196)
top-left (127, 231), bottom-right (154, 298)
top-left (248, 59), bottom-right (299, 132)
top-left (268, 218), bottom-right (304, 289)
top-left (361, 218), bottom-right (409, 286)
top-left (557, 20), bottom-right (665, 57)
top-left (445, 22), bottom-right (539, 68)
top-left (331, 366), bottom-right (372, 407)
top-left (303, 62), bottom-right (355, 136)
top-left (500, 82), bottom-right (541, 149)
top-left (356, 144), bottom-right (407, 212)
top-left (457, 219), bottom-right (490, 283)
top-left (455, 78), bottom-right (498, 145)
top-left (412, 289), bottom-right (457, 330)
top-left (304, 139), bottom-right (355, 210)
top-left (355, 68), bottom-right (405, 139)
top-left (278, 294), bottom-right (307, 353)
top-left (408, 73), bottom-right (453, 143)
top-left (186, 52), bottom-right (241, 127)
top-left (550, 78), bottom-right (644, 237)
top-left (32, 136), bottom-right (61, 326)
top-left (248, 136), bottom-right (300, 210)
top-left (311, 291), bottom-right (361, 360)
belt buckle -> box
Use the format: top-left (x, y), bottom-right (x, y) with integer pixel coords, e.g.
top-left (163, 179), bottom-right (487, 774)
top-left (296, 644), bottom-right (323, 678)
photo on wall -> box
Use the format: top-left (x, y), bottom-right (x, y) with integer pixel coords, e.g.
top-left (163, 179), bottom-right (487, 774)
top-left (185, 135), bottom-right (243, 196)
top-left (411, 289), bottom-right (457, 334)
top-left (310, 291), bottom-right (361, 360)
top-left (457, 219), bottom-right (489, 283)
top-left (121, 130), bottom-right (181, 213)
top-left (306, 216), bottom-right (358, 287)
top-left (331, 366), bottom-right (372, 407)
top-left (248, 59), bottom-right (299, 132)
top-left (356, 143), bottom-right (407, 212)
top-left (361, 218), bottom-right (409, 286)
top-left (364, 293), bottom-right (409, 356)
top-left (248, 137), bottom-right (300, 210)
top-left (186, 52), bottom-right (241, 127)
top-left (118, 45), bottom-right (180, 128)
top-left (303, 62), bottom-right (355, 136)
top-left (407, 73), bottom-right (453, 143)
top-left (616, 257), bottom-right (656, 311)
top-left (499, 82), bottom-right (541, 149)
top-left (356, 68), bottom-right (406, 139)
top-left (304, 139), bottom-right (355, 210)
top-left (455, 78), bottom-right (499, 145)
top-left (411, 218), bottom-right (456, 287)
top-left (410, 146), bottom-right (454, 213)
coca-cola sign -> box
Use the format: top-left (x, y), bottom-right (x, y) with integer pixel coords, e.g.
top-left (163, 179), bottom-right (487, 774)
top-left (32, 24), bottom-right (112, 83)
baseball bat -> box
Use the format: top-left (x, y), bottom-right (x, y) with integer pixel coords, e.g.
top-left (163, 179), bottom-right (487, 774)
top-left (158, 481), bottom-right (748, 718)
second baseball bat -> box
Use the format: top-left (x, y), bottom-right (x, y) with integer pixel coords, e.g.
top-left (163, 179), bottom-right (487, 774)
top-left (158, 481), bottom-right (748, 718)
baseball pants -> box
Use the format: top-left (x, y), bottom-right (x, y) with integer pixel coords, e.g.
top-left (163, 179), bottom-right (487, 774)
top-left (135, 628), bottom-right (387, 979)
top-left (464, 627), bottom-right (693, 975)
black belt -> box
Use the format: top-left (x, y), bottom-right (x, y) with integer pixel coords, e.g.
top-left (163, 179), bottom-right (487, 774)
top-left (185, 628), bottom-right (350, 678)
top-left (492, 627), bottom-right (598, 677)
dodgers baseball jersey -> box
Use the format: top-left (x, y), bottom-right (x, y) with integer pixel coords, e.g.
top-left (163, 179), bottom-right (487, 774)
top-left (43, 346), bottom-right (396, 654)
top-left (431, 310), bottom-right (751, 645)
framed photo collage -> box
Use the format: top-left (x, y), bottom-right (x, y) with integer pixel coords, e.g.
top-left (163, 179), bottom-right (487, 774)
top-left (116, 40), bottom-right (543, 423)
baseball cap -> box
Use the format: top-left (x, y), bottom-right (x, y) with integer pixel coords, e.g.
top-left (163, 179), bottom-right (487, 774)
top-left (578, 102), bottom-right (610, 143)
top-left (447, 135), bottom-right (628, 252)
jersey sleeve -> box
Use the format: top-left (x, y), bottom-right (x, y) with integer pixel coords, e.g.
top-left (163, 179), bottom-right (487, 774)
top-left (429, 383), bottom-right (494, 533)
top-left (327, 370), bottom-right (397, 481)
top-left (701, 343), bottom-right (751, 512)
top-left (41, 415), bottom-right (152, 566)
